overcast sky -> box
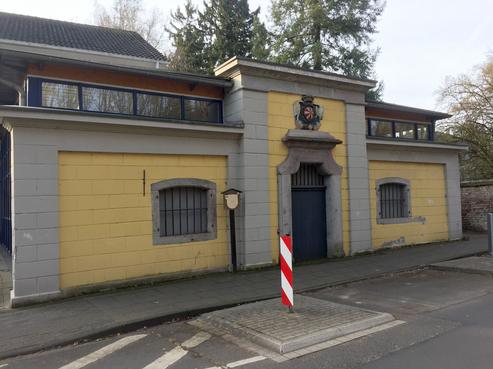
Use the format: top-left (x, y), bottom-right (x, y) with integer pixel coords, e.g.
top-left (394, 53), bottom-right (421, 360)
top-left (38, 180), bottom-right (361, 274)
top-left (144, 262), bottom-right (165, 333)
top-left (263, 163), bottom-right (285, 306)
top-left (1, 0), bottom-right (491, 110)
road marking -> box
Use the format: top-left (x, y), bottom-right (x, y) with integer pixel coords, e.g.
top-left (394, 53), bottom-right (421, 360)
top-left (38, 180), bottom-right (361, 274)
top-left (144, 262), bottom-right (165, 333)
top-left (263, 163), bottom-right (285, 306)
top-left (0, 364), bottom-right (8, 368)
top-left (58, 334), bottom-right (146, 369)
top-left (204, 355), bottom-right (267, 369)
top-left (227, 356), bottom-right (266, 367)
top-left (181, 331), bottom-right (211, 349)
top-left (143, 331), bottom-right (211, 369)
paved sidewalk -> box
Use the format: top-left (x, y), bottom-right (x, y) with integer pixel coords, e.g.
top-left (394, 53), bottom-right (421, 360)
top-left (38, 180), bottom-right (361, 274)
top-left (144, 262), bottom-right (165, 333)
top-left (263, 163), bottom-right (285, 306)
top-left (0, 234), bottom-right (487, 359)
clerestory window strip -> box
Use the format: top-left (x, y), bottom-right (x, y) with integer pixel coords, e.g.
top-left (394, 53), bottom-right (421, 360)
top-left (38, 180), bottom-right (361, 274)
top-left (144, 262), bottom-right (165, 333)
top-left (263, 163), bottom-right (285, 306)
top-left (367, 118), bottom-right (434, 141)
top-left (27, 77), bottom-right (223, 124)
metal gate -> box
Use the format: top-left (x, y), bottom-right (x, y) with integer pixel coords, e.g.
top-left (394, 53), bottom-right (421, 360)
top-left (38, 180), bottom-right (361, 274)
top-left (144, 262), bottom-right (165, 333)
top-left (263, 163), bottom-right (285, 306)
top-left (291, 163), bottom-right (327, 262)
top-left (0, 128), bottom-right (11, 254)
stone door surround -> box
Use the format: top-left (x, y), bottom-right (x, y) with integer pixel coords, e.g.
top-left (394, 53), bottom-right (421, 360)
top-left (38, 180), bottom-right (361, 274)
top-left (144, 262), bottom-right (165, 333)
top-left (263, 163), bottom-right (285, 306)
top-left (277, 129), bottom-right (344, 257)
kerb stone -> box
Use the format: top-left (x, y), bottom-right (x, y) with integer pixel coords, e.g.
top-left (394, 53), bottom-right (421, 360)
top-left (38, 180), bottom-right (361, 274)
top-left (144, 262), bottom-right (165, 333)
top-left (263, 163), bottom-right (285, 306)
top-left (191, 294), bottom-right (394, 354)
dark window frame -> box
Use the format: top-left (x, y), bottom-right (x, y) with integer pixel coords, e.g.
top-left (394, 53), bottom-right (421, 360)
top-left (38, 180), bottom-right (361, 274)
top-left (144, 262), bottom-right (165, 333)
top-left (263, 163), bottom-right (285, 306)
top-left (367, 118), bottom-right (434, 141)
top-left (37, 79), bottom-right (81, 112)
top-left (81, 85), bottom-right (134, 115)
top-left (136, 91), bottom-right (182, 120)
top-left (183, 96), bottom-right (223, 123)
top-left (151, 178), bottom-right (217, 245)
top-left (376, 177), bottom-right (412, 224)
top-left (27, 77), bottom-right (223, 124)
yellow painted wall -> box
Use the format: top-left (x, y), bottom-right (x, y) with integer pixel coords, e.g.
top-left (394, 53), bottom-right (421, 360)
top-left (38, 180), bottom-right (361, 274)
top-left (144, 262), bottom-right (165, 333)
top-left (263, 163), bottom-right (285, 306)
top-left (58, 152), bottom-right (228, 289)
top-left (369, 161), bottom-right (449, 248)
top-left (268, 92), bottom-right (349, 262)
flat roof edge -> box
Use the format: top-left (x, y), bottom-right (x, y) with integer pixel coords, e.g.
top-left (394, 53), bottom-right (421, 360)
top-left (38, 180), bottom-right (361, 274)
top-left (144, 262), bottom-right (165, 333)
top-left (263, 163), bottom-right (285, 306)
top-left (366, 100), bottom-right (451, 119)
top-left (215, 56), bottom-right (377, 89)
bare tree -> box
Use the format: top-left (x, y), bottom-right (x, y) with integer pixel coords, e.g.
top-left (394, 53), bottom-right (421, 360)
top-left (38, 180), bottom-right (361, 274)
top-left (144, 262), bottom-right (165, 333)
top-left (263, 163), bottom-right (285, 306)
top-left (438, 56), bottom-right (493, 180)
top-left (94, 0), bottom-right (166, 51)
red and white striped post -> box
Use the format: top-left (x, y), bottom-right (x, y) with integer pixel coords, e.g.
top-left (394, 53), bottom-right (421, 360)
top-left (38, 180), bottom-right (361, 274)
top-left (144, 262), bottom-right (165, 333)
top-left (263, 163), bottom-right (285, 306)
top-left (280, 235), bottom-right (294, 312)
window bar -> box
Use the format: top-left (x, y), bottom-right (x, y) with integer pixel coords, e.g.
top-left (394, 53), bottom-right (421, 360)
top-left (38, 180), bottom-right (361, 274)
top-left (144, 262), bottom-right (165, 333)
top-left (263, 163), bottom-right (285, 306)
top-left (164, 191), bottom-right (168, 236)
top-left (171, 188), bottom-right (175, 236)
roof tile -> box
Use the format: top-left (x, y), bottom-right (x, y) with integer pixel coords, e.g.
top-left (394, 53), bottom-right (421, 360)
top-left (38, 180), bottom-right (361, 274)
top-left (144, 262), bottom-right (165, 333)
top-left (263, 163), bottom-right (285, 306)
top-left (0, 11), bottom-right (165, 60)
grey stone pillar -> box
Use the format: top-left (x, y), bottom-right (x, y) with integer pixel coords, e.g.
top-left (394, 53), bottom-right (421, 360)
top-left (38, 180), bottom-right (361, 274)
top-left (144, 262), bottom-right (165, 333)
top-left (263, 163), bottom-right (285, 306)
top-left (346, 104), bottom-right (372, 254)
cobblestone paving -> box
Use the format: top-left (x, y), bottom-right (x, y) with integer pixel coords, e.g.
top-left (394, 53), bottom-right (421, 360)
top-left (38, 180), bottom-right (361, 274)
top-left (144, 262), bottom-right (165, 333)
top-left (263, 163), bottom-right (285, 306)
top-left (432, 255), bottom-right (493, 275)
top-left (199, 295), bottom-right (383, 341)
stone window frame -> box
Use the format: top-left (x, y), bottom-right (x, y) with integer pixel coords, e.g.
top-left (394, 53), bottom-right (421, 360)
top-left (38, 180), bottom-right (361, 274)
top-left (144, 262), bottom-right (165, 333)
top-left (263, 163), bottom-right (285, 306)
top-left (376, 177), bottom-right (414, 224)
top-left (151, 178), bottom-right (217, 245)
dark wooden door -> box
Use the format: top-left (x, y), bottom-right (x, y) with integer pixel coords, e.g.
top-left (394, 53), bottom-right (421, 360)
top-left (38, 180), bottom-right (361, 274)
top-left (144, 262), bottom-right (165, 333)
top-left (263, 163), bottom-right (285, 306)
top-left (291, 164), bottom-right (327, 262)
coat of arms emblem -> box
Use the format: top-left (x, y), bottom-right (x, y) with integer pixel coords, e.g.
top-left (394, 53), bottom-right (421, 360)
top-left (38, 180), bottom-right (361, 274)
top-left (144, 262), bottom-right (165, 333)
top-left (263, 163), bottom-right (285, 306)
top-left (293, 95), bottom-right (324, 130)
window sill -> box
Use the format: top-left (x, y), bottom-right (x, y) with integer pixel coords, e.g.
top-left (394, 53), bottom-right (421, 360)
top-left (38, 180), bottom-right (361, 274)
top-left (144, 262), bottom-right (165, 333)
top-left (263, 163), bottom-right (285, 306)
top-left (153, 231), bottom-right (217, 245)
top-left (377, 216), bottom-right (426, 225)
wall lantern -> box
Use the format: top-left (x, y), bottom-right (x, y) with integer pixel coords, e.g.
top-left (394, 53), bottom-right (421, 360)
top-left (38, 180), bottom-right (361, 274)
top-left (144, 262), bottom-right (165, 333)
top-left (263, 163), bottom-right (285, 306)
top-left (222, 188), bottom-right (242, 272)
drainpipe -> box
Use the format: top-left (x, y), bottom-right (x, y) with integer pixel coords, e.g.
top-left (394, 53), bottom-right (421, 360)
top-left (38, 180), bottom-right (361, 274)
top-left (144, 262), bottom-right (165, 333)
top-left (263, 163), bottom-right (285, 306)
top-left (0, 77), bottom-right (25, 105)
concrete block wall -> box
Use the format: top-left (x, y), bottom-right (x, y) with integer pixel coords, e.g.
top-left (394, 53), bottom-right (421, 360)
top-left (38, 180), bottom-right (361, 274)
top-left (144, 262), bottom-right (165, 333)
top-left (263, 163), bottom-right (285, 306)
top-left (223, 84), bottom-right (272, 267)
top-left (461, 180), bottom-right (493, 232)
top-left (9, 123), bottom-right (241, 303)
top-left (12, 133), bottom-right (60, 299)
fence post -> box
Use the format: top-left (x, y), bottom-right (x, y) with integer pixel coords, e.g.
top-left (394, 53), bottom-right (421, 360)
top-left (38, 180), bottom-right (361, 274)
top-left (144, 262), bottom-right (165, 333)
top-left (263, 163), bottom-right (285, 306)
top-left (488, 213), bottom-right (493, 256)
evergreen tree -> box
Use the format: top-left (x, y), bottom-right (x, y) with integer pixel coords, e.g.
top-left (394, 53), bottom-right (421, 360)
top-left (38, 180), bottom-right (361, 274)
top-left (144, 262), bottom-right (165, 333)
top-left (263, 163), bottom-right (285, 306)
top-left (167, 1), bottom-right (207, 74)
top-left (270, 0), bottom-right (384, 98)
top-left (200, 0), bottom-right (256, 73)
top-left (251, 9), bottom-right (271, 60)
top-left (168, 0), bottom-right (269, 74)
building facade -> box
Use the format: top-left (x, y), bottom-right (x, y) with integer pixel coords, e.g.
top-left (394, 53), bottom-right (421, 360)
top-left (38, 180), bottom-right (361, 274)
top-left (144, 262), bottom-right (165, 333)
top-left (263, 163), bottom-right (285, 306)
top-left (0, 12), bottom-right (467, 306)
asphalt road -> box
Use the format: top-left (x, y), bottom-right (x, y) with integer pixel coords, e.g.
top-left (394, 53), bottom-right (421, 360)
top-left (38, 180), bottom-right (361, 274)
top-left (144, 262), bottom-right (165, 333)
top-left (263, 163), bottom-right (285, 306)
top-left (2, 268), bottom-right (493, 369)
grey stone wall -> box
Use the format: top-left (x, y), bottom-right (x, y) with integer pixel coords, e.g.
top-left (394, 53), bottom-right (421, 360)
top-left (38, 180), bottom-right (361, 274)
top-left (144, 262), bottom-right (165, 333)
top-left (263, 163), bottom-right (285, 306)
top-left (346, 104), bottom-right (372, 254)
top-left (7, 120), bottom-right (241, 304)
top-left (461, 180), bottom-right (493, 232)
top-left (223, 81), bottom-right (272, 268)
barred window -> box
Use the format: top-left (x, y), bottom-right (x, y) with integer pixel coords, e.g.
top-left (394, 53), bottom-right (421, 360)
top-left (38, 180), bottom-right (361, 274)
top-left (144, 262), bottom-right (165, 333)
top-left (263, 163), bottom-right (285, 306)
top-left (152, 179), bottom-right (216, 244)
top-left (376, 178), bottom-right (411, 223)
top-left (159, 187), bottom-right (208, 236)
